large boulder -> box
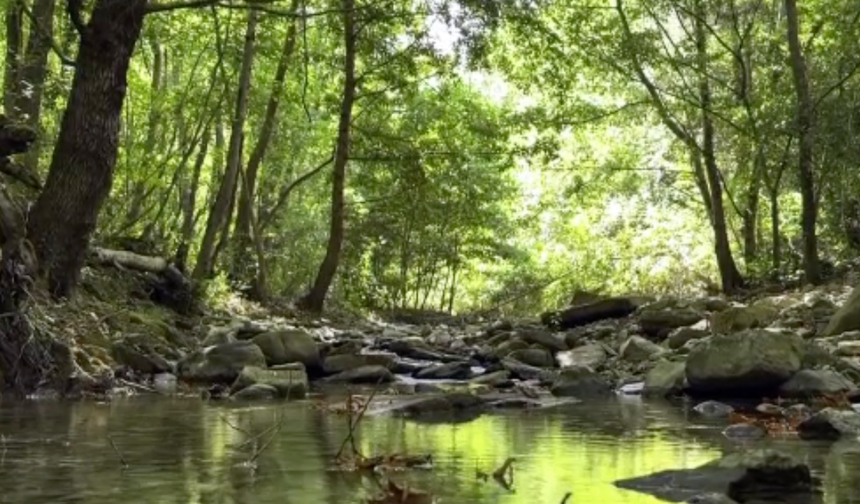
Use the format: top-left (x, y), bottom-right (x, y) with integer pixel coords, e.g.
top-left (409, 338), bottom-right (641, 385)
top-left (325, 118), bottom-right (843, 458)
top-left (177, 341), bottom-right (267, 384)
top-left (413, 361), bottom-right (473, 380)
top-left (685, 330), bottom-right (804, 396)
top-left (514, 326), bottom-right (568, 352)
top-left (822, 284), bottom-right (860, 336)
top-left (230, 363), bottom-right (308, 399)
top-left (252, 329), bottom-right (322, 376)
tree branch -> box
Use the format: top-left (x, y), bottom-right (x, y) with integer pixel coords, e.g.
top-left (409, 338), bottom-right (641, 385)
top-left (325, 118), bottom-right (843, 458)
top-left (21, 0), bottom-right (76, 67)
top-left (66, 0), bottom-right (88, 38)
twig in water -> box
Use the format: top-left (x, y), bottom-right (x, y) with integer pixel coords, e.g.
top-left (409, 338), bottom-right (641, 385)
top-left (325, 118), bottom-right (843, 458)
top-left (334, 375), bottom-right (385, 460)
top-left (107, 435), bottom-right (129, 468)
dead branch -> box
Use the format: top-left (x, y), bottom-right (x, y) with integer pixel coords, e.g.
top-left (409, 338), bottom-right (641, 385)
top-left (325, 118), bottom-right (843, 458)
top-left (107, 435), bottom-right (129, 468)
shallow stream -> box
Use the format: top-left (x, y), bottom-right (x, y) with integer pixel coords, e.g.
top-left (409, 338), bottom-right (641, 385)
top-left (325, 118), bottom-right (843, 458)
top-left (1, 396), bottom-right (859, 504)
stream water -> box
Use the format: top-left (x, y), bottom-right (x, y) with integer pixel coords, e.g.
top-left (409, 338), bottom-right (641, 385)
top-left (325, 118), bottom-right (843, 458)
top-left (1, 395), bottom-right (859, 504)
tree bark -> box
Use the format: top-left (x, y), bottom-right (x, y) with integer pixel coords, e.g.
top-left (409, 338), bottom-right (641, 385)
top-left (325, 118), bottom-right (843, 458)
top-left (192, 8), bottom-right (258, 281)
top-left (231, 0), bottom-right (300, 285)
top-left (26, 0), bottom-right (148, 298)
top-left (298, 0), bottom-right (357, 313)
top-left (784, 0), bottom-right (821, 284)
top-left (3, 0), bottom-right (22, 118)
top-left (694, 4), bottom-right (744, 292)
top-left (16, 0), bottom-right (56, 171)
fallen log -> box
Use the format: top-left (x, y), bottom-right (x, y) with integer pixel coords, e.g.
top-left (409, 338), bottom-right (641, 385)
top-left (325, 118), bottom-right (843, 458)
top-left (541, 297), bottom-right (639, 330)
top-left (88, 246), bottom-right (199, 315)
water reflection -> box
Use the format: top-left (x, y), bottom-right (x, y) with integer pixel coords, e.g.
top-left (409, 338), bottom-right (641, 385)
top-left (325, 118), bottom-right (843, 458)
top-left (0, 396), bottom-right (857, 504)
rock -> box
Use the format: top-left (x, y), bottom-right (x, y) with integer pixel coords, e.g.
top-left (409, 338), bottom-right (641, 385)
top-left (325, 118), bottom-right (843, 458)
top-left (492, 338), bottom-right (530, 358)
top-left (556, 343), bottom-right (607, 369)
top-left (413, 361), bottom-right (473, 380)
top-left (508, 348), bottom-right (554, 368)
top-left (152, 373), bottom-right (177, 395)
top-left (685, 330), bottom-right (804, 396)
top-left (693, 400), bottom-right (735, 417)
top-left (620, 336), bottom-right (666, 363)
top-left (388, 338), bottom-right (459, 362)
top-left (111, 335), bottom-right (172, 375)
top-left (426, 329), bottom-right (452, 347)
top-left (550, 365), bottom-right (612, 398)
top-left (252, 330), bottom-right (322, 376)
top-left (515, 326), bottom-right (568, 352)
top-left (322, 353), bottom-right (396, 375)
top-left (797, 407), bottom-right (860, 440)
top-left (394, 393), bottom-right (487, 420)
top-left (835, 341), bottom-right (860, 356)
top-left (614, 449), bottom-right (818, 503)
top-left (822, 283), bottom-right (860, 337)
top-left (721, 423), bottom-right (766, 440)
top-left (231, 383), bottom-right (279, 401)
top-left (231, 363), bottom-right (308, 399)
top-left (323, 365), bottom-right (394, 384)
top-left (202, 325), bottom-right (238, 346)
top-left (667, 327), bottom-right (710, 350)
top-left (470, 370), bottom-right (512, 387)
top-left (710, 304), bottom-right (778, 335)
top-left (501, 357), bottom-right (554, 382)
top-left (779, 369), bottom-right (856, 398)
top-left (643, 360), bottom-right (687, 398)
top-left (638, 307), bottom-right (704, 340)
top-left (177, 341), bottom-right (267, 384)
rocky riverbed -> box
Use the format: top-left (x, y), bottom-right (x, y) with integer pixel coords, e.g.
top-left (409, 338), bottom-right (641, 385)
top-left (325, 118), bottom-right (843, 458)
top-left (20, 268), bottom-right (860, 503)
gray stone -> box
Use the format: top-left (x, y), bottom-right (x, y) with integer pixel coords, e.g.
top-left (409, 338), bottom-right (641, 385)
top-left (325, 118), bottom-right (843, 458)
top-left (252, 329), bottom-right (322, 375)
top-left (231, 363), bottom-right (308, 399)
top-left (779, 369), bottom-right (856, 398)
top-left (550, 365), bottom-right (612, 398)
top-left (620, 335), bottom-right (666, 363)
top-left (177, 341), bottom-right (267, 384)
top-left (231, 383), bottom-right (279, 401)
top-left (508, 348), bottom-right (555, 368)
top-left (322, 353), bottom-right (396, 374)
top-left (413, 361), bottom-right (472, 380)
top-left (685, 330), bottom-right (803, 395)
top-left (643, 360), bottom-right (687, 398)
top-left (797, 407), bottom-right (860, 440)
top-left (667, 327), bottom-right (710, 350)
top-left (323, 365), bottom-right (394, 384)
top-left (556, 343), bottom-right (607, 369)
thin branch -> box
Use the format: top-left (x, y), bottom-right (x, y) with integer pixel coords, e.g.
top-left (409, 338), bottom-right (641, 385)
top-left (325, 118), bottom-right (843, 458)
top-left (20, 0), bottom-right (75, 67)
top-left (814, 58), bottom-right (860, 109)
top-left (258, 150), bottom-right (335, 229)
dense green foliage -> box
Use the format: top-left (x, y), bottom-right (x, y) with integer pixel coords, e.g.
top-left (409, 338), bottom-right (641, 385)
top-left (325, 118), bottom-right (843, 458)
top-left (3, 0), bottom-right (860, 314)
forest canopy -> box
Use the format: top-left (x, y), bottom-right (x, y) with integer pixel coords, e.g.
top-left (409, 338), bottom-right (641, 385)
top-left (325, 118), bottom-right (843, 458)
top-left (2, 0), bottom-right (859, 317)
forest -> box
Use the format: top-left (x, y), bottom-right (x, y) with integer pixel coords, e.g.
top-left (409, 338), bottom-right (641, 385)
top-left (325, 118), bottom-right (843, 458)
top-left (1, 0), bottom-right (859, 321)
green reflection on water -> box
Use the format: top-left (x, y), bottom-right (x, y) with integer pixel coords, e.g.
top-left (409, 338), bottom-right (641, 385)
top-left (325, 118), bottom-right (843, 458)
top-left (0, 397), bottom-right (856, 504)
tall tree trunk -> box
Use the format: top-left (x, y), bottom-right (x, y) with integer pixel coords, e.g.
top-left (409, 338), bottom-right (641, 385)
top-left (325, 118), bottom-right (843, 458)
top-left (26, 0), bottom-right (147, 297)
top-left (16, 0), bottom-right (56, 171)
top-left (784, 0), bottom-right (820, 284)
top-left (298, 0), bottom-right (357, 313)
top-left (695, 0), bottom-right (744, 292)
top-left (742, 146), bottom-right (764, 265)
top-left (3, 0), bottom-right (22, 118)
top-left (175, 128), bottom-right (210, 273)
top-left (616, 0), bottom-right (743, 293)
top-left (192, 8), bottom-right (258, 281)
top-left (231, 0), bottom-right (300, 283)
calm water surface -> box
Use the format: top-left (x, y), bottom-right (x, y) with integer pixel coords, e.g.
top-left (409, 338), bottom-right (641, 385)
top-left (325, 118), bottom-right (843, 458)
top-left (1, 395), bottom-right (860, 504)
